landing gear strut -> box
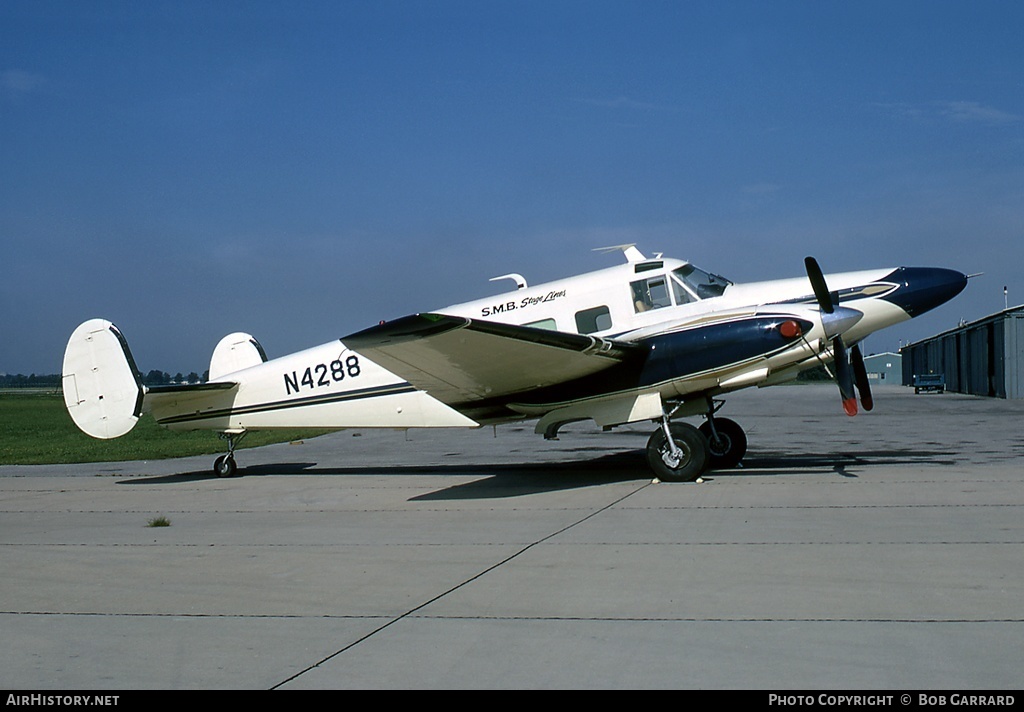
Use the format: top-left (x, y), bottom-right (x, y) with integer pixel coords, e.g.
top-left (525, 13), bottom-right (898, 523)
top-left (645, 399), bottom-right (749, 481)
top-left (213, 430), bottom-right (247, 478)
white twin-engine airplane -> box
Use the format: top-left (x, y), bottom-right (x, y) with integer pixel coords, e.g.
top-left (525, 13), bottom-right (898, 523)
top-left (62, 245), bottom-right (968, 481)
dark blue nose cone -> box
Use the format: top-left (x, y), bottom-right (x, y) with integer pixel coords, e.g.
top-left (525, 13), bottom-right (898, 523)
top-left (884, 267), bottom-right (968, 317)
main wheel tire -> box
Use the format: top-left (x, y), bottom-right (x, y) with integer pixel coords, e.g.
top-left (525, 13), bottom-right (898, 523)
top-left (698, 417), bottom-right (747, 470)
top-left (214, 454), bottom-right (237, 478)
top-left (646, 422), bottom-right (709, 482)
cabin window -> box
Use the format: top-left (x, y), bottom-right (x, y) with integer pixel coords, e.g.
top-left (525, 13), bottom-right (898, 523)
top-left (631, 276), bottom-right (673, 312)
top-left (525, 318), bottom-right (558, 331)
top-left (575, 306), bottom-right (612, 334)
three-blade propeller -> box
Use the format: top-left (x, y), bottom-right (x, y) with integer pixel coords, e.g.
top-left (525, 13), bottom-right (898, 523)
top-left (804, 257), bottom-right (873, 416)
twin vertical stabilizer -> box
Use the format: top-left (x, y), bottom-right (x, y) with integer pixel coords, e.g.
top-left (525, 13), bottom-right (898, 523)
top-left (61, 319), bottom-right (144, 439)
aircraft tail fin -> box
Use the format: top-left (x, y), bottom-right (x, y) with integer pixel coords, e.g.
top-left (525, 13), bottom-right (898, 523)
top-left (62, 319), bottom-right (145, 439)
top-left (208, 332), bottom-right (268, 380)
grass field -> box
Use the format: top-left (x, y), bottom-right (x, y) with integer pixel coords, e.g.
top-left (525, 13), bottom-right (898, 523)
top-left (0, 392), bottom-right (333, 466)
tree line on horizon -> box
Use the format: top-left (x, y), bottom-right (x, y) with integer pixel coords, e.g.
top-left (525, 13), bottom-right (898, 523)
top-left (1, 370), bottom-right (209, 388)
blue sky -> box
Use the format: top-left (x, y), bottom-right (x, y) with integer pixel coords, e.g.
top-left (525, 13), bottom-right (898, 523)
top-left (2, 1), bottom-right (1022, 375)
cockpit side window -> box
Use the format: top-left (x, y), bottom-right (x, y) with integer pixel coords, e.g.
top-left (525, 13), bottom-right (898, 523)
top-left (670, 274), bottom-right (697, 305)
top-left (630, 276), bottom-right (672, 312)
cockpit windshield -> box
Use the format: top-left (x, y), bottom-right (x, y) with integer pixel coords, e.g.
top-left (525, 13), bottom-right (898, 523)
top-left (671, 264), bottom-right (732, 302)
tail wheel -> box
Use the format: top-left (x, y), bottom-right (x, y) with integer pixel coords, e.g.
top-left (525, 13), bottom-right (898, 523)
top-left (213, 431), bottom-right (246, 478)
top-left (214, 454), bottom-right (237, 478)
top-left (698, 417), bottom-right (747, 470)
top-left (646, 422), bottom-right (709, 482)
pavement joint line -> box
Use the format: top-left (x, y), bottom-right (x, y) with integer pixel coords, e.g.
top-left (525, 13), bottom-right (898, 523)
top-left (4, 538), bottom-right (1024, 549)
top-left (6, 611), bottom-right (1024, 625)
top-left (5, 611), bottom-right (1023, 624)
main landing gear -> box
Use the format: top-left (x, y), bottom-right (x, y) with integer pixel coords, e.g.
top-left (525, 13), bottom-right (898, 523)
top-left (213, 430), bottom-right (247, 478)
top-left (699, 415), bottom-right (747, 470)
top-left (646, 401), bottom-right (748, 482)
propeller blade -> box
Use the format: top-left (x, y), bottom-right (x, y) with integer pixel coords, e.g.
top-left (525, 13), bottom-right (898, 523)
top-left (804, 256), bottom-right (836, 314)
top-left (832, 336), bottom-right (858, 416)
top-left (851, 344), bottom-right (874, 411)
top-left (805, 257), bottom-right (860, 415)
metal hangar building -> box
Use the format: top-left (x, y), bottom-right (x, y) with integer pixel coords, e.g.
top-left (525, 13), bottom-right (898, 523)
top-left (901, 306), bottom-right (1024, 399)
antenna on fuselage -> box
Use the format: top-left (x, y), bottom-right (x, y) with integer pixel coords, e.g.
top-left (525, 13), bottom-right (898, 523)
top-left (594, 244), bottom-right (647, 263)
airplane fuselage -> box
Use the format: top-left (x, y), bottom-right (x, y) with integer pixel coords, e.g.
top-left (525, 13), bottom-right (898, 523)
top-left (135, 252), bottom-right (966, 436)
top-left (62, 246), bottom-right (967, 480)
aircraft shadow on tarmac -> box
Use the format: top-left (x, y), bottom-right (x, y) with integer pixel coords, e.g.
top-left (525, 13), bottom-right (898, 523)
top-left (735, 447), bottom-right (959, 477)
top-left (118, 451), bottom-right (647, 496)
top-left (117, 445), bottom-right (960, 498)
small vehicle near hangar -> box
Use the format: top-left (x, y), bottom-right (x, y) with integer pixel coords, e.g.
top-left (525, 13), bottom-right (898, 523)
top-left (913, 373), bottom-right (946, 394)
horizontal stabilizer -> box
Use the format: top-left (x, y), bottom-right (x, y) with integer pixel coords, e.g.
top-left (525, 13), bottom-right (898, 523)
top-left (141, 379), bottom-right (240, 431)
top-left (145, 381), bottom-right (237, 395)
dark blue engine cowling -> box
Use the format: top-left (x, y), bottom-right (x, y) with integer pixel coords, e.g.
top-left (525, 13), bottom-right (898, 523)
top-left (499, 314), bottom-right (814, 411)
top-left (639, 316), bottom-right (815, 387)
